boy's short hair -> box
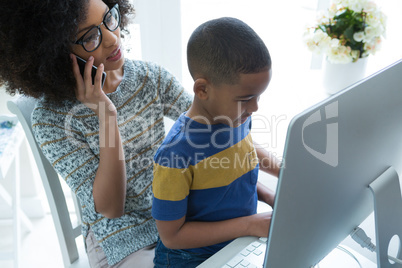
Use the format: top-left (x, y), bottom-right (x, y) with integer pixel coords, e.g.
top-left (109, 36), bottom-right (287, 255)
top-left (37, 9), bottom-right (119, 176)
top-left (187, 17), bottom-right (271, 85)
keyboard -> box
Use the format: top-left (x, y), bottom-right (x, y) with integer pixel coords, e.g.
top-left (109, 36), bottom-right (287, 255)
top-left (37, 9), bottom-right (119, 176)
top-left (221, 237), bottom-right (267, 268)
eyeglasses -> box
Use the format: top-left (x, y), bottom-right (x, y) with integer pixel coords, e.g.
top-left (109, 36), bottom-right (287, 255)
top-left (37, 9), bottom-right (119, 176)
top-left (74, 4), bottom-right (121, 52)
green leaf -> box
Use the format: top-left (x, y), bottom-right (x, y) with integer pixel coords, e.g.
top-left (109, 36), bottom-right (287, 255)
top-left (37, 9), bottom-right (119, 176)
top-left (344, 26), bottom-right (355, 41)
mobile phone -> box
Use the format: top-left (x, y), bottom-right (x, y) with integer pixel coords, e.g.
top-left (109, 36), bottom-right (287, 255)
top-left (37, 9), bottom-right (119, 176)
top-left (76, 56), bottom-right (106, 88)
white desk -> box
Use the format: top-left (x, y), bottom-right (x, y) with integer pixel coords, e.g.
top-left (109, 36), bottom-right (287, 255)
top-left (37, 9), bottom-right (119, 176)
top-left (198, 235), bottom-right (376, 268)
top-left (0, 115), bottom-right (33, 267)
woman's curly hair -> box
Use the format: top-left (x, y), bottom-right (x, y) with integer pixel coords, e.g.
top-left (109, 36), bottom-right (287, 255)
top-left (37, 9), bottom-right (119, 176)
top-left (0, 0), bottom-right (135, 102)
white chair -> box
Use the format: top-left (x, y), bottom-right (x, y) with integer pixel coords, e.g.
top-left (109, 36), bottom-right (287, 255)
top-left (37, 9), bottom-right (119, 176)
top-left (7, 96), bottom-right (89, 268)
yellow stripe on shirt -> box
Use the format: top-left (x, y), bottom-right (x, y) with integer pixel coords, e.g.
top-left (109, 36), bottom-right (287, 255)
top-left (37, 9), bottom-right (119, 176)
top-left (153, 164), bottom-right (193, 201)
top-left (152, 133), bottom-right (258, 201)
top-left (191, 133), bottom-right (258, 190)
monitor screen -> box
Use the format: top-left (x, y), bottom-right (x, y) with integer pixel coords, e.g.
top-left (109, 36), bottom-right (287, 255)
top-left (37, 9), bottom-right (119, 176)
top-left (264, 59), bottom-right (402, 267)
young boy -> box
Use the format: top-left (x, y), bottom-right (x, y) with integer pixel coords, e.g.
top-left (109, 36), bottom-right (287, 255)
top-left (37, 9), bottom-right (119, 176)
top-left (152, 17), bottom-right (281, 267)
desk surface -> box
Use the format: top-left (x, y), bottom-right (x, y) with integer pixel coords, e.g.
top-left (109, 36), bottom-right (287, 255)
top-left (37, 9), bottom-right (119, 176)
top-left (198, 235), bottom-right (376, 267)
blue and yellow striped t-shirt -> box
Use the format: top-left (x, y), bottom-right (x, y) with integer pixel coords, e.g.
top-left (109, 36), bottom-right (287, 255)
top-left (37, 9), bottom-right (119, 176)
top-left (152, 113), bottom-right (259, 254)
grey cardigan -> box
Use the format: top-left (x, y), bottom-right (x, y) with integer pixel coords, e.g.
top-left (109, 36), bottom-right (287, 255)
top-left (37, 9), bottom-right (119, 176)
top-left (32, 59), bottom-right (192, 265)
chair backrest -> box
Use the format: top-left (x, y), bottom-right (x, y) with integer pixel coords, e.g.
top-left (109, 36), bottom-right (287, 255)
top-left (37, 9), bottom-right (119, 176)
top-left (7, 96), bottom-right (87, 267)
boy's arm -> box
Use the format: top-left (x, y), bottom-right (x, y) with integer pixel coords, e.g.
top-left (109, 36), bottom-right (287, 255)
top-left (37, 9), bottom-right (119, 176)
top-left (254, 142), bottom-right (281, 177)
top-left (254, 142), bottom-right (280, 207)
top-left (257, 181), bottom-right (275, 207)
top-left (156, 213), bottom-right (272, 250)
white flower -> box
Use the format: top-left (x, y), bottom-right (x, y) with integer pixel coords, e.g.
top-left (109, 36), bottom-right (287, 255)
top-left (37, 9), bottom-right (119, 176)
top-left (303, 0), bottom-right (386, 64)
top-left (338, 0), bottom-right (369, 12)
top-left (379, 11), bottom-right (388, 30)
top-left (315, 11), bottom-right (327, 24)
top-left (364, 26), bottom-right (379, 41)
top-left (327, 45), bottom-right (354, 64)
top-left (303, 29), bottom-right (334, 54)
top-left (328, 4), bottom-right (338, 17)
top-left (353, 32), bottom-right (365, 42)
top-left (366, 10), bottom-right (387, 37)
top-left (330, 38), bottom-right (341, 48)
top-left (363, 1), bottom-right (377, 12)
top-left (363, 36), bottom-right (382, 56)
top-left (366, 12), bottom-right (385, 31)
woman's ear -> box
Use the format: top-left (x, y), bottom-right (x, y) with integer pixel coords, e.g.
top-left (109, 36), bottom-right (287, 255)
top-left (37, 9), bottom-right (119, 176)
top-left (193, 78), bottom-right (209, 100)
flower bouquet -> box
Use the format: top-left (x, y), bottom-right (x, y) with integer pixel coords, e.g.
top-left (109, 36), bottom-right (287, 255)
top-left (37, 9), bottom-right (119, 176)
top-left (304, 0), bottom-right (386, 64)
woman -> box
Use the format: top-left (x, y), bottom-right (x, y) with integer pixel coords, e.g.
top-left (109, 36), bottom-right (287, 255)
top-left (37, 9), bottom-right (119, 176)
top-left (0, 0), bottom-right (192, 267)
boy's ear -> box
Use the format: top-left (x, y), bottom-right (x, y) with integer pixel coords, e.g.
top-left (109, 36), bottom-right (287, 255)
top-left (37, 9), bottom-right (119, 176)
top-left (193, 78), bottom-right (209, 100)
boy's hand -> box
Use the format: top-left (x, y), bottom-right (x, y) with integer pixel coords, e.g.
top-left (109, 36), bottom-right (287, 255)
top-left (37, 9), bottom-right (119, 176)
top-left (247, 212), bottom-right (272, 238)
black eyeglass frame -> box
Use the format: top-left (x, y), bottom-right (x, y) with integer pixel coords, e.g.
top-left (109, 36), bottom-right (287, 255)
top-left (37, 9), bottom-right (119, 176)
top-left (74, 4), bottom-right (121, 52)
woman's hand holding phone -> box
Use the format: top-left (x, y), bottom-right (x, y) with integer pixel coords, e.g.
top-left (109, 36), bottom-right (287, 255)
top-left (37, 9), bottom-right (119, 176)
top-left (75, 55), bottom-right (106, 87)
top-left (71, 54), bottom-right (116, 117)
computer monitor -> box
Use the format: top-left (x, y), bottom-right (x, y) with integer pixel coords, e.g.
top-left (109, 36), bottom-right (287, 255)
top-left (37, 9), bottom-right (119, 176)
top-left (264, 59), bottom-right (402, 267)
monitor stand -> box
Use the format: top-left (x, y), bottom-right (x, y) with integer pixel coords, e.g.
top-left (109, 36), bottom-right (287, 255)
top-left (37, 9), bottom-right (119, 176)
top-left (369, 167), bottom-right (402, 267)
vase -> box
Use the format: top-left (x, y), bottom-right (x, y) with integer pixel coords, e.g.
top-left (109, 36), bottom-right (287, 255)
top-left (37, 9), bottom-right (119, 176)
top-left (322, 57), bottom-right (368, 95)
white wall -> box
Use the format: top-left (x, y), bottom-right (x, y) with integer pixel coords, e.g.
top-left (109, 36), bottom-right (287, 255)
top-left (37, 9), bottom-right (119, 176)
top-left (131, 0), bottom-right (183, 82)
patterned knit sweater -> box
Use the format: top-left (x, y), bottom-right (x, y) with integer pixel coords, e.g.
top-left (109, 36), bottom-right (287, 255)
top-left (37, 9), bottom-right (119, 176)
top-left (31, 59), bottom-right (192, 265)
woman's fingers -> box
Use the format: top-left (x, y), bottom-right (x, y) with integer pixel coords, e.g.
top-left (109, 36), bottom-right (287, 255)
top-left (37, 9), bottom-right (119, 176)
top-left (70, 54), bottom-right (98, 100)
top-left (70, 54), bottom-right (85, 97)
top-left (83, 56), bottom-right (95, 96)
top-left (94, 63), bottom-right (105, 92)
